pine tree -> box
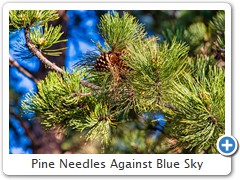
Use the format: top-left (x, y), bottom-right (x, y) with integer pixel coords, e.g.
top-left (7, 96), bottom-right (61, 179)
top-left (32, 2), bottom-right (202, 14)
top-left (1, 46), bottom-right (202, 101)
top-left (9, 10), bottom-right (225, 154)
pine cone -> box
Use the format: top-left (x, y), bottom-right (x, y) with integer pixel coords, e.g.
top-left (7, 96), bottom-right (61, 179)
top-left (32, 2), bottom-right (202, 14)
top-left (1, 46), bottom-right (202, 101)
top-left (94, 50), bottom-right (128, 72)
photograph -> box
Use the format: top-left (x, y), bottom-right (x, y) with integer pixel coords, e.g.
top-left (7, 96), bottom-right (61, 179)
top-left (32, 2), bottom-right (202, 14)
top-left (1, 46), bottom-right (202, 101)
top-left (9, 9), bottom-right (225, 154)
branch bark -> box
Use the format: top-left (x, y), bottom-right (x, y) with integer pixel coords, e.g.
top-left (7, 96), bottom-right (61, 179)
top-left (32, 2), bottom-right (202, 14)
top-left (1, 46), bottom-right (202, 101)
top-left (9, 56), bottom-right (39, 83)
top-left (24, 27), bottom-right (101, 90)
top-left (24, 28), bottom-right (64, 74)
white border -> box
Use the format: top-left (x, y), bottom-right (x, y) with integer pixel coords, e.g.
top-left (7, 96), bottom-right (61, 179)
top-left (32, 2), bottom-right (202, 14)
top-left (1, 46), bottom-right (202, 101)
top-left (2, 2), bottom-right (231, 176)
top-left (2, 2), bottom-right (231, 10)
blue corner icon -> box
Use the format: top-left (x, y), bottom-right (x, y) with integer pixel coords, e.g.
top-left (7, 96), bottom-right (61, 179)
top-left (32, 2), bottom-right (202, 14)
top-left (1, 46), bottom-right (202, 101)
top-left (217, 135), bottom-right (238, 156)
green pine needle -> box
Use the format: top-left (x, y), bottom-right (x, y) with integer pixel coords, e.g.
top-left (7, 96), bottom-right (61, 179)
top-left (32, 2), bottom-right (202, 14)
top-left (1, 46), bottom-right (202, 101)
top-left (98, 11), bottom-right (146, 51)
top-left (210, 11), bottom-right (225, 50)
top-left (184, 22), bottom-right (207, 48)
top-left (163, 57), bottom-right (225, 152)
top-left (19, 10), bottom-right (225, 153)
top-left (9, 10), bottom-right (59, 30)
top-left (30, 23), bottom-right (67, 56)
top-left (210, 11), bottom-right (225, 35)
top-left (125, 37), bottom-right (189, 111)
top-left (22, 70), bottom-right (93, 130)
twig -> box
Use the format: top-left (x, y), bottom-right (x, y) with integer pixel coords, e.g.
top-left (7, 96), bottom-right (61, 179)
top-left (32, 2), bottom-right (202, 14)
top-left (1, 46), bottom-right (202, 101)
top-left (24, 28), bottom-right (64, 74)
top-left (72, 91), bottom-right (92, 97)
top-left (80, 80), bottom-right (101, 90)
top-left (126, 89), bottom-right (178, 112)
top-left (24, 27), bottom-right (100, 90)
top-left (163, 103), bottom-right (178, 111)
top-left (131, 143), bottom-right (143, 154)
top-left (9, 56), bottom-right (39, 83)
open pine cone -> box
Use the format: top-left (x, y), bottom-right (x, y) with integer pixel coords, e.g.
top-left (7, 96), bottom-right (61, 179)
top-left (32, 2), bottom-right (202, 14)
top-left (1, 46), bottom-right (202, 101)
top-left (94, 50), bottom-right (129, 72)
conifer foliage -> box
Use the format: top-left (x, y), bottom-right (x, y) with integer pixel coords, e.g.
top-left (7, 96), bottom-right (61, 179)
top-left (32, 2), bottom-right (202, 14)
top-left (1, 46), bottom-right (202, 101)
top-left (9, 10), bottom-right (226, 153)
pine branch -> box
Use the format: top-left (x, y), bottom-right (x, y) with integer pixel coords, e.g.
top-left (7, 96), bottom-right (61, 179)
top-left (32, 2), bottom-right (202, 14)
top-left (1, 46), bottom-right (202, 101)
top-left (9, 56), bottom-right (39, 83)
top-left (9, 10), bottom-right (59, 31)
top-left (29, 23), bottom-right (67, 56)
top-left (24, 27), bottom-right (64, 73)
top-left (131, 144), bottom-right (143, 154)
top-left (72, 91), bottom-right (93, 97)
top-left (163, 103), bottom-right (178, 111)
top-left (163, 57), bottom-right (225, 152)
top-left (80, 80), bottom-right (101, 90)
top-left (24, 27), bottom-right (100, 90)
top-left (97, 11), bottom-right (146, 51)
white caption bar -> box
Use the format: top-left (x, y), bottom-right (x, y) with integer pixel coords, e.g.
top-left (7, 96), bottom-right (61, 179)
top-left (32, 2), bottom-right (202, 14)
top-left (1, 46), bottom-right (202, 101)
top-left (3, 154), bottom-right (231, 175)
